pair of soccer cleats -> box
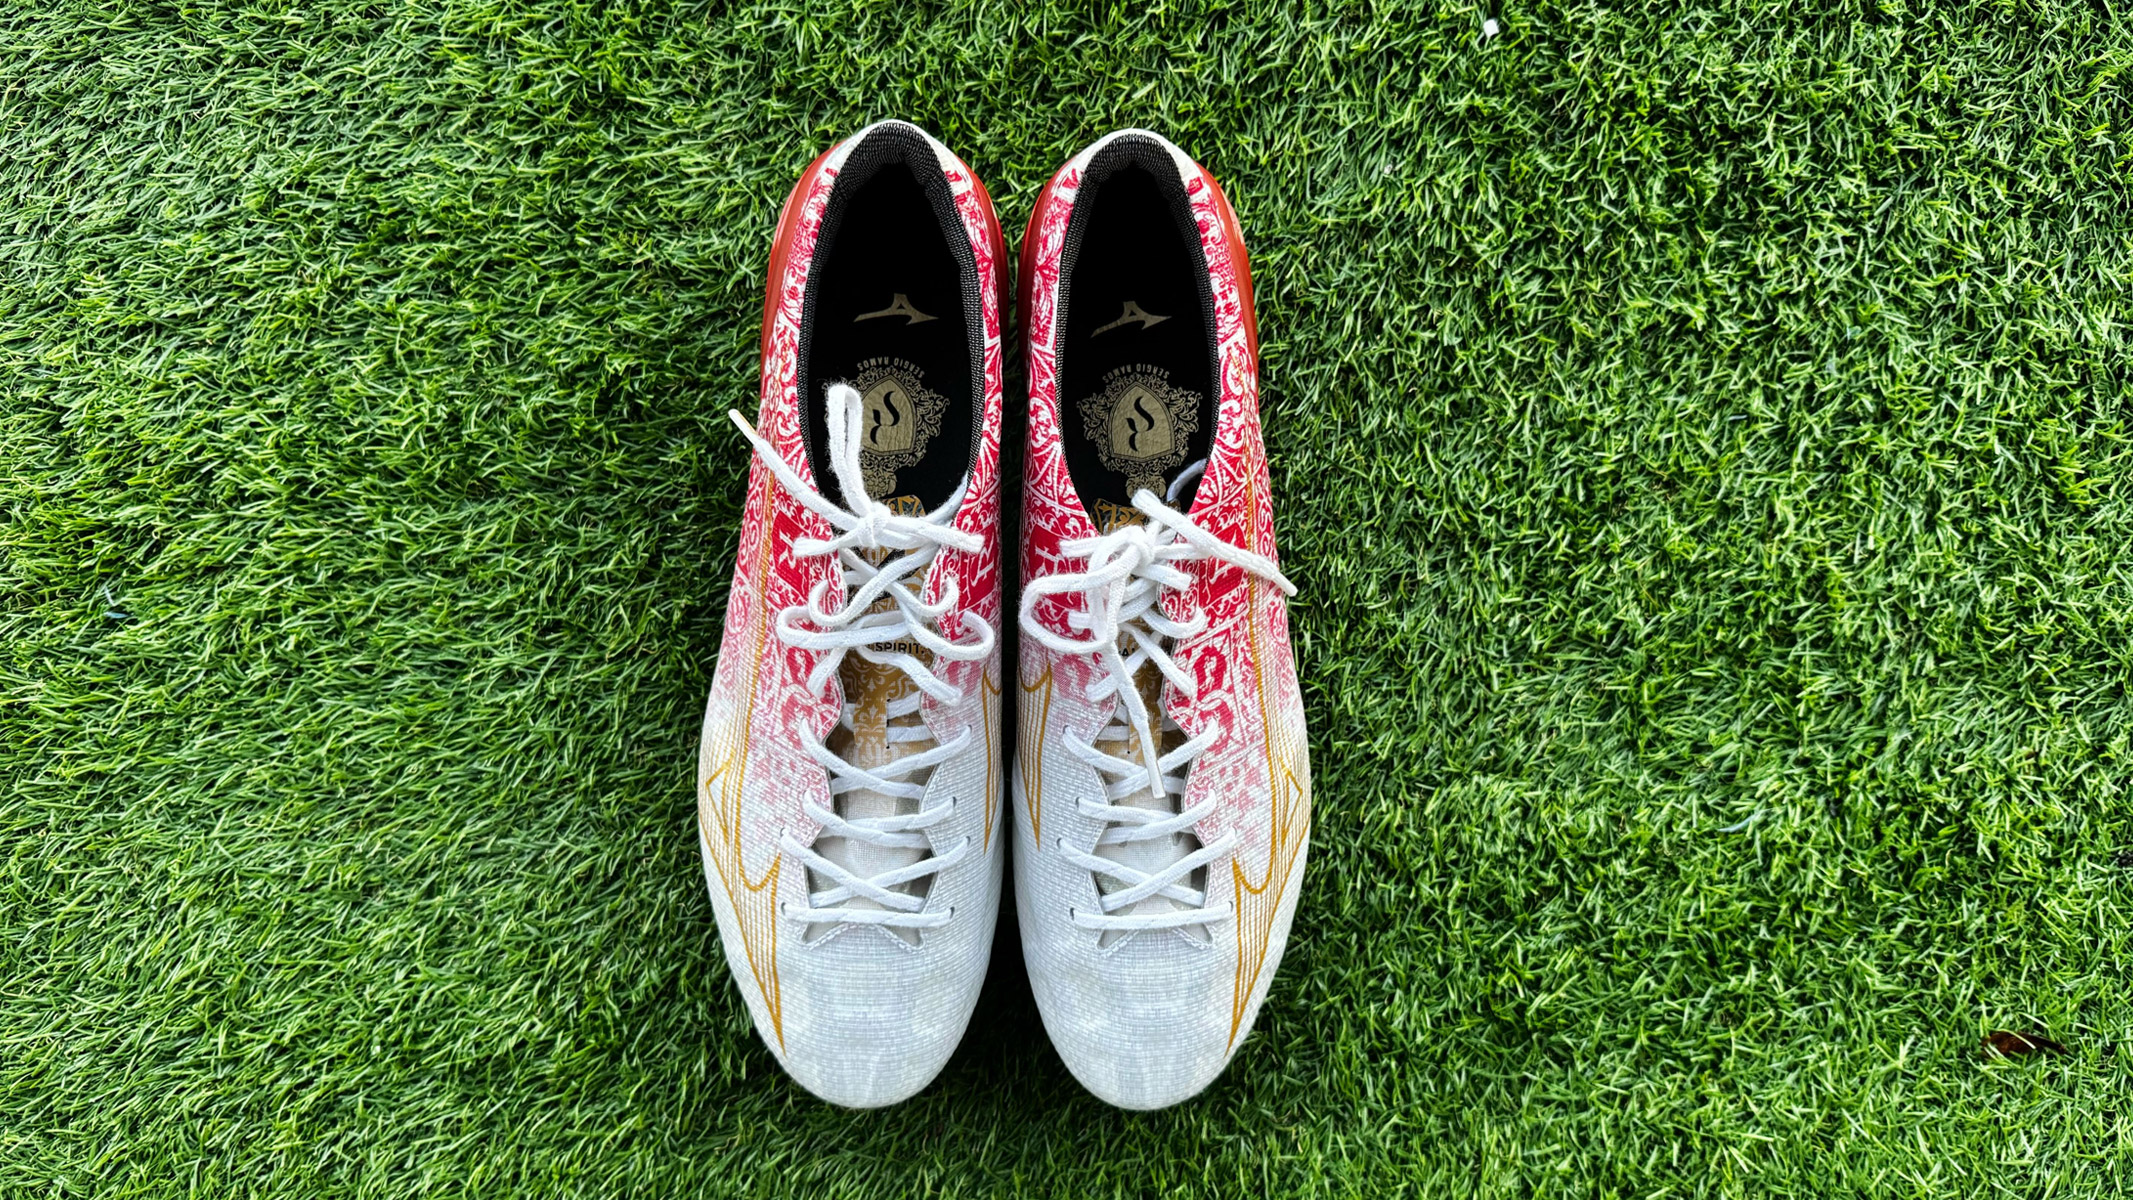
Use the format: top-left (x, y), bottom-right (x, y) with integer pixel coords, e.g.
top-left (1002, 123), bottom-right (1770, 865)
top-left (696, 121), bottom-right (1309, 1110)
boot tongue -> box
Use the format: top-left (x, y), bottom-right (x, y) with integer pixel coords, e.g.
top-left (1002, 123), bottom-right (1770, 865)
top-left (1091, 662), bottom-right (1192, 938)
top-left (1091, 498), bottom-right (1148, 535)
top-left (1089, 454), bottom-right (1209, 534)
top-left (815, 495), bottom-right (936, 940)
top-left (1089, 495), bottom-right (1165, 813)
top-left (840, 492), bottom-right (931, 783)
top-left (1088, 482), bottom-right (1205, 939)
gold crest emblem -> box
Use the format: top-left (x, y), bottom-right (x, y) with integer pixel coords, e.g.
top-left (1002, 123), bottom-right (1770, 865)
top-left (1079, 366), bottom-right (1202, 498)
top-left (846, 358), bottom-right (947, 497)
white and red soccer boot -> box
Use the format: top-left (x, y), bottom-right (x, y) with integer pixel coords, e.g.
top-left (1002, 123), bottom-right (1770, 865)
top-left (697, 121), bottom-right (1009, 1108)
top-left (1014, 130), bottom-right (1310, 1109)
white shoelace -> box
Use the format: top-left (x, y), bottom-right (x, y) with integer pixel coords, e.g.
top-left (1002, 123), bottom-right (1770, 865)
top-left (727, 384), bottom-right (993, 931)
top-left (1019, 475), bottom-right (1297, 934)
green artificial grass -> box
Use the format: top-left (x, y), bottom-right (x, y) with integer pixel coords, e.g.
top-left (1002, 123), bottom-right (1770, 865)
top-left (6, 1), bottom-right (2133, 1195)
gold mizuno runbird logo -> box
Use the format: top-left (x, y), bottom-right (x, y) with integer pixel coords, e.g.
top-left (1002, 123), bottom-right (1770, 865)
top-left (1228, 465), bottom-right (1309, 1048)
top-left (980, 671), bottom-right (1002, 849)
top-left (1018, 663), bottom-right (1055, 841)
top-left (699, 468), bottom-right (788, 1048)
top-left (1092, 299), bottom-right (1168, 336)
top-left (855, 293), bottom-right (937, 324)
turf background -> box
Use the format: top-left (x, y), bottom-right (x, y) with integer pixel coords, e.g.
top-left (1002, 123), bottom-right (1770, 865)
top-left (5, 1), bottom-right (2132, 1195)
